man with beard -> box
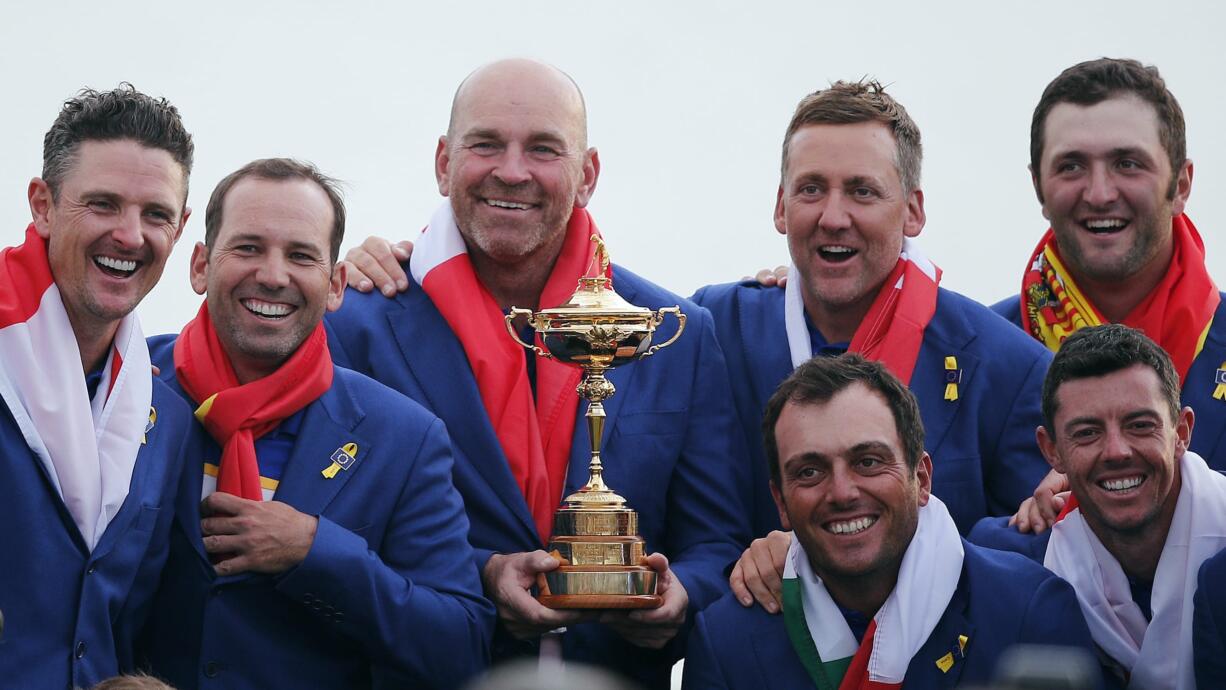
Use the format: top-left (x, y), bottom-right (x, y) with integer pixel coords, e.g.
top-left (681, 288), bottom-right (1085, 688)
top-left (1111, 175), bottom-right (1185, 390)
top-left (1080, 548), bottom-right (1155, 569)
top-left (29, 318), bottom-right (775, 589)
top-left (139, 158), bottom-right (493, 688)
top-left (973, 58), bottom-right (1226, 545)
top-left (683, 354), bottom-right (1094, 689)
top-left (324, 58), bottom-right (750, 688)
top-left (0, 85), bottom-right (198, 689)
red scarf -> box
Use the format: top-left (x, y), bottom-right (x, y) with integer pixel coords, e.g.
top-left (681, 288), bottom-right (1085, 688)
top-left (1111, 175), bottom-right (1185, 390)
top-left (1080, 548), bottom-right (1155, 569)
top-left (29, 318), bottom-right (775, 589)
top-left (1019, 214), bottom-right (1219, 383)
top-left (173, 302), bottom-right (333, 501)
top-left (840, 621), bottom-right (901, 690)
top-left (850, 256), bottom-right (940, 385)
top-left (418, 207), bottom-right (602, 543)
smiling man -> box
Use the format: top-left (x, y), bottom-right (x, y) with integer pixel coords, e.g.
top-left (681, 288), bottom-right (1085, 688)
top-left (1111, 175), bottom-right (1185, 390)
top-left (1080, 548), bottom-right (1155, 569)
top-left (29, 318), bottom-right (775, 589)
top-left (0, 85), bottom-right (199, 689)
top-left (988, 58), bottom-right (1226, 534)
top-left (138, 158), bottom-right (493, 688)
top-left (683, 354), bottom-right (1094, 689)
top-left (1034, 325), bottom-right (1226, 689)
top-left (324, 58), bottom-right (750, 688)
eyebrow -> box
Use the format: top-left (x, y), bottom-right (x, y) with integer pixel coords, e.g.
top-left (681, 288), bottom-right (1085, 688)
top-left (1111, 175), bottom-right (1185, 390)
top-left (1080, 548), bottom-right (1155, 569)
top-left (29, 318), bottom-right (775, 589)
top-left (1062, 408), bottom-right (1162, 430)
top-left (80, 190), bottom-right (180, 218)
top-left (225, 233), bottom-right (325, 254)
top-left (781, 440), bottom-right (896, 468)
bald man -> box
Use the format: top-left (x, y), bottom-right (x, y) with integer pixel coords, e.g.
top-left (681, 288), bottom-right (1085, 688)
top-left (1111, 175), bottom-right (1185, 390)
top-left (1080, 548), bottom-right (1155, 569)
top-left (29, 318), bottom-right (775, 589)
top-left (324, 59), bottom-right (751, 688)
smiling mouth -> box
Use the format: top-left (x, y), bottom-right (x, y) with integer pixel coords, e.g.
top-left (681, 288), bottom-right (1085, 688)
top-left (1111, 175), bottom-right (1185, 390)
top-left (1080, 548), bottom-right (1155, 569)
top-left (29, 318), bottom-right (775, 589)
top-left (484, 199), bottom-right (535, 211)
top-left (825, 516), bottom-right (877, 535)
top-left (241, 298), bottom-right (295, 320)
top-left (1098, 475), bottom-right (1146, 493)
top-left (817, 246), bottom-right (858, 264)
top-left (94, 255), bottom-right (139, 278)
top-left (1082, 218), bottom-right (1129, 236)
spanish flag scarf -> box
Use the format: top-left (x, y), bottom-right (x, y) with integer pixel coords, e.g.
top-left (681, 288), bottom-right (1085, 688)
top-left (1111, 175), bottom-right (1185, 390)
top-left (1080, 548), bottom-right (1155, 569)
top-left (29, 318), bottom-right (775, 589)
top-left (173, 302), bottom-right (333, 501)
top-left (1019, 214), bottom-right (1218, 383)
top-left (0, 225), bottom-right (152, 549)
top-left (409, 202), bottom-right (601, 544)
top-left (784, 238), bottom-right (941, 384)
top-left (781, 496), bottom-right (965, 689)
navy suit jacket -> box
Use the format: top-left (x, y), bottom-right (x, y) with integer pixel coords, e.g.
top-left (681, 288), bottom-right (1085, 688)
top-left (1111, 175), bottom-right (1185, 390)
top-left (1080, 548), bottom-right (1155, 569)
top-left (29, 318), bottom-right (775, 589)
top-left (693, 282), bottom-right (1052, 536)
top-left (0, 377), bottom-right (195, 690)
top-left (991, 294), bottom-right (1226, 471)
top-left (139, 336), bottom-right (494, 689)
top-left (682, 540), bottom-right (1099, 690)
top-left (1194, 547), bottom-right (1226, 687)
top-left (325, 264), bottom-right (753, 689)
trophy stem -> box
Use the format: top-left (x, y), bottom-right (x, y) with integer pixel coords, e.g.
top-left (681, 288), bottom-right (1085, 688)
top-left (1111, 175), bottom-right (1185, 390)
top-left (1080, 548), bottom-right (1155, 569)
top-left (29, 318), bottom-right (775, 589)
top-left (564, 368), bottom-right (625, 507)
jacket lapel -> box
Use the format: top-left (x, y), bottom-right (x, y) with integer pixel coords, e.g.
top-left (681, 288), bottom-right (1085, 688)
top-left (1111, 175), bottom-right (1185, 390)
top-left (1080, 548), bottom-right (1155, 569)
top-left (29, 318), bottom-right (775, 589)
top-left (905, 573), bottom-right (975, 689)
top-left (911, 294), bottom-right (977, 453)
top-left (743, 288), bottom-right (796, 417)
top-left (386, 288), bottom-right (540, 543)
top-left (272, 369), bottom-right (368, 517)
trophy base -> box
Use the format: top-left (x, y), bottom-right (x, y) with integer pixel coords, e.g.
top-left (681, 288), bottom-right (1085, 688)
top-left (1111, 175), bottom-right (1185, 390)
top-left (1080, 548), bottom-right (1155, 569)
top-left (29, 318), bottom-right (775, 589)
top-left (537, 565), bottom-right (662, 610)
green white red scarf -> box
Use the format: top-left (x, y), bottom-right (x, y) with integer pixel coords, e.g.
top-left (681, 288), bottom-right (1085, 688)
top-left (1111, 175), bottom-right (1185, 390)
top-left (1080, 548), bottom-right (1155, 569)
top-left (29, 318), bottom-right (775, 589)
top-left (781, 496), bottom-right (964, 689)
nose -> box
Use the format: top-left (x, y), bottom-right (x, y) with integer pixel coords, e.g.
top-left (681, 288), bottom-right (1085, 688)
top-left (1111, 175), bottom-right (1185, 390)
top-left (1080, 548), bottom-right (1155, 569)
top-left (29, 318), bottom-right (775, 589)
top-left (1084, 164), bottom-right (1120, 208)
top-left (492, 145), bottom-right (532, 187)
top-left (1100, 427), bottom-right (1133, 462)
top-left (255, 253), bottom-right (292, 289)
top-left (825, 463), bottom-right (861, 507)
top-left (110, 207), bottom-right (146, 250)
top-left (817, 192), bottom-right (854, 233)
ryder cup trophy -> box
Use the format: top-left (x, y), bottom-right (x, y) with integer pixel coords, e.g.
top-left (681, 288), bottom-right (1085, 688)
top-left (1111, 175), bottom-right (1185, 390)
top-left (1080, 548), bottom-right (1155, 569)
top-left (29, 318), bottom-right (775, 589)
top-left (505, 236), bottom-right (686, 609)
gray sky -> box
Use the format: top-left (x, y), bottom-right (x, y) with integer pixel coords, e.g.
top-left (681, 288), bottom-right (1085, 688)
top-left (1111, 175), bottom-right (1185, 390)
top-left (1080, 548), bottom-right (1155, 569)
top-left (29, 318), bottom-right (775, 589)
top-left (3, 0), bottom-right (1223, 336)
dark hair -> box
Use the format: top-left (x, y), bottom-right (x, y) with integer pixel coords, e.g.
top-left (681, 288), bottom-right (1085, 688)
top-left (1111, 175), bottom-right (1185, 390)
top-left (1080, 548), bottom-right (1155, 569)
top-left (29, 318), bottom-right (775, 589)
top-left (42, 83), bottom-right (193, 200)
top-left (205, 158), bottom-right (347, 263)
top-left (1031, 58), bottom-right (1186, 199)
top-left (1042, 324), bottom-right (1181, 432)
top-left (762, 353), bottom-right (925, 484)
top-left (781, 79), bottom-right (922, 194)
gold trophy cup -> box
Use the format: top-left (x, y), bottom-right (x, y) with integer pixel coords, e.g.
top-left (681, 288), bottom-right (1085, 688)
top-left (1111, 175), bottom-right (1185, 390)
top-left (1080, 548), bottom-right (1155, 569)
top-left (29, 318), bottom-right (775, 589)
top-left (505, 236), bottom-right (686, 609)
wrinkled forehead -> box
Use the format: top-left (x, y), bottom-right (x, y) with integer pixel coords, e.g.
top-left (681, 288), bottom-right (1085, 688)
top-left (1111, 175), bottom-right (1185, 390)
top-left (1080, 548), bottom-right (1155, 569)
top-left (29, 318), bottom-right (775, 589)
top-left (1041, 94), bottom-right (1165, 163)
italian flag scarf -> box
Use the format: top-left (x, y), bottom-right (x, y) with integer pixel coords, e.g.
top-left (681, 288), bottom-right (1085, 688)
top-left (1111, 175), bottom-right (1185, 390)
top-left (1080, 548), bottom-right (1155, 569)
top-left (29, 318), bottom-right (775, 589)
top-left (0, 225), bottom-right (151, 550)
top-left (173, 302), bottom-right (333, 501)
top-left (1045, 451), bottom-right (1226, 690)
top-left (1018, 214), bottom-right (1218, 384)
top-left (781, 496), bottom-right (964, 689)
top-left (410, 202), bottom-right (602, 543)
top-left (784, 238), bottom-right (940, 384)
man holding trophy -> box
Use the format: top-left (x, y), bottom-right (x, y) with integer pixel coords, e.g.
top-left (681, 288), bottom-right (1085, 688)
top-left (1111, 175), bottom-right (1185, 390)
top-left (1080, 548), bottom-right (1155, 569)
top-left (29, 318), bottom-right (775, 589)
top-left (325, 58), bottom-right (751, 688)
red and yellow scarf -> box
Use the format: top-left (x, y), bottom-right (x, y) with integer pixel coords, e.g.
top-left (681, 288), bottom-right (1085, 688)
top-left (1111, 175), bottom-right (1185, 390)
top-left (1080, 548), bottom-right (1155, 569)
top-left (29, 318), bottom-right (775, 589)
top-left (1019, 214), bottom-right (1219, 383)
top-left (173, 302), bottom-right (333, 501)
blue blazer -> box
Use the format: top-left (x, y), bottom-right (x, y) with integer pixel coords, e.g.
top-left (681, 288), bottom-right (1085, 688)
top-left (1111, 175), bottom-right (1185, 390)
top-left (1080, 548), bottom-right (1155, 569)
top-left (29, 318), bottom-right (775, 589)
top-left (0, 377), bottom-right (195, 690)
top-left (1194, 547), bottom-right (1226, 687)
top-left (325, 265), bottom-right (753, 689)
top-left (139, 336), bottom-right (494, 689)
top-left (682, 540), bottom-right (1100, 690)
top-left (692, 283), bottom-right (1053, 536)
top-left (991, 294), bottom-right (1226, 471)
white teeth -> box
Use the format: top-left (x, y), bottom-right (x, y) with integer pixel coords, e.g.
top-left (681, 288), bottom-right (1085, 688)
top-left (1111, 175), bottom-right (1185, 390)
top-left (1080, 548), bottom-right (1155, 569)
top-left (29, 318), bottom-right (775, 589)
top-left (827, 516), bottom-right (876, 535)
top-left (1085, 219), bottom-right (1126, 230)
top-left (821, 246), bottom-right (855, 254)
top-left (95, 256), bottom-right (137, 272)
top-left (242, 299), bottom-right (292, 317)
top-left (486, 199), bottom-right (531, 210)
top-left (1100, 476), bottom-right (1144, 491)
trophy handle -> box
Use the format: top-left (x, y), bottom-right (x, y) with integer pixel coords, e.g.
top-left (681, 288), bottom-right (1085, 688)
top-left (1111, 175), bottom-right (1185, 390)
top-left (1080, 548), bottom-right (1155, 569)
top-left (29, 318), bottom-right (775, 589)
top-left (641, 307), bottom-right (687, 358)
top-left (504, 309), bottom-right (552, 358)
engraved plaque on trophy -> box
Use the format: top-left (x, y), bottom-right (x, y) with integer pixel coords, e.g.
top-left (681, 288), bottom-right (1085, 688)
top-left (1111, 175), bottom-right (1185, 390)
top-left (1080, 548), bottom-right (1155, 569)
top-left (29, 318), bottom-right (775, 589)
top-left (505, 236), bottom-right (686, 609)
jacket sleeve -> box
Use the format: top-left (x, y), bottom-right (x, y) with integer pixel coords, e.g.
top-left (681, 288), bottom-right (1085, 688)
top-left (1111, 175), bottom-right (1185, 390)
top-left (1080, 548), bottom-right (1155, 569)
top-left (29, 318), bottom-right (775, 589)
top-left (274, 417), bottom-right (495, 685)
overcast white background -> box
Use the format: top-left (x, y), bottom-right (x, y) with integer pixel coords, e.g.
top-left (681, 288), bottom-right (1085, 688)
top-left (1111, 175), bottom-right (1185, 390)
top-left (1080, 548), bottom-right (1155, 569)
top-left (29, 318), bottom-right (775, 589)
top-left (2, 0), bottom-right (1223, 338)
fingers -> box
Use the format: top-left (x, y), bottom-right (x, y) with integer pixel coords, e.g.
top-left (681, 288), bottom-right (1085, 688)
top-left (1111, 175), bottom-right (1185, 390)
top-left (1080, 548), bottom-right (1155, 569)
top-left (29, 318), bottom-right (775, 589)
top-left (731, 532), bottom-right (789, 614)
top-left (200, 491), bottom-right (250, 518)
top-left (730, 559), bottom-right (753, 607)
top-left (774, 265), bottom-right (789, 287)
top-left (344, 236), bottom-right (410, 296)
top-left (753, 268), bottom-right (780, 287)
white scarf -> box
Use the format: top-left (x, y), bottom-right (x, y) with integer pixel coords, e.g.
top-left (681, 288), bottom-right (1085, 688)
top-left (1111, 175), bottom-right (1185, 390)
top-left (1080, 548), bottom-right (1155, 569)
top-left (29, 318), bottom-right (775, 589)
top-left (1045, 450), bottom-right (1226, 689)
top-left (0, 282), bottom-right (151, 551)
top-left (784, 495), bottom-right (965, 683)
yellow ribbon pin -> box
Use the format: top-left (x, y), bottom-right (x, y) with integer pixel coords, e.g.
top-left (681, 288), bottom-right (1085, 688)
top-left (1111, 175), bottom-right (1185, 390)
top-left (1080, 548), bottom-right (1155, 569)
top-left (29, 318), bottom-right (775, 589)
top-left (142, 406), bottom-right (157, 444)
top-left (936, 652), bottom-right (954, 673)
top-left (944, 356), bottom-right (961, 401)
top-left (322, 442), bottom-right (359, 479)
top-left (1213, 362), bottom-right (1226, 401)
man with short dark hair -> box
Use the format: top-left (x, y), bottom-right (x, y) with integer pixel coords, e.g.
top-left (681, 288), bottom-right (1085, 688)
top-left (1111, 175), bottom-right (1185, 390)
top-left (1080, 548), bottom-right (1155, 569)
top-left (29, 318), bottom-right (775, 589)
top-left (683, 354), bottom-right (1094, 689)
top-left (0, 84), bottom-right (198, 689)
top-left (325, 59), bottom-right (750, 688)
top-left (991, 58), bottom-right (1226, 534)
top-left (1032, 325), bottom-right (1226, 689)
top-left (137, 158), bottom-right (494, 688)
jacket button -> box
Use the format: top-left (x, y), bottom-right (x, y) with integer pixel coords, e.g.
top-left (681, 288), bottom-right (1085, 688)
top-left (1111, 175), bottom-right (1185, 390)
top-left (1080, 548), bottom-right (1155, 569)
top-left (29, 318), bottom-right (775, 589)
top-left (75, 641), bottom-right (87, 658)
top-left (204, 661), bottom-right (220, 678)
top-left (86, 565), bottom-right (96, 575)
